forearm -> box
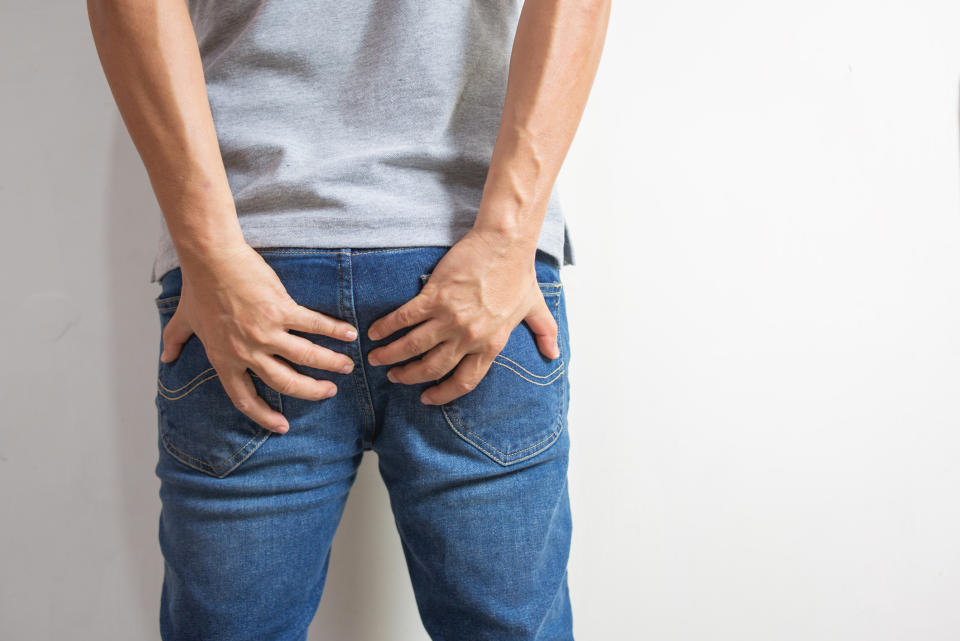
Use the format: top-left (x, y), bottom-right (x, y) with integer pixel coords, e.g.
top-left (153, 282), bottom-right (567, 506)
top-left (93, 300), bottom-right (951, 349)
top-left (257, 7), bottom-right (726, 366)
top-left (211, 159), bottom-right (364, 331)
top-left (87, 0), bottom-right (245, 266)
top-left (473, 0), bottom-right (611, 253)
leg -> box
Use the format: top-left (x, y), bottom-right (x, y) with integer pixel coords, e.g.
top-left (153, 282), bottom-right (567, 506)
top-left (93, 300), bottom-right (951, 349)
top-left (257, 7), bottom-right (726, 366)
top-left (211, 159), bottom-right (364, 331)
top-left (157, 442), bottom-right (359, 641)
top-left (358, 248), bottom-right (575, 640)
top-left (378, 434), bottom-right (574, 641)
top-left (153, 251), bottom-right (367, 641)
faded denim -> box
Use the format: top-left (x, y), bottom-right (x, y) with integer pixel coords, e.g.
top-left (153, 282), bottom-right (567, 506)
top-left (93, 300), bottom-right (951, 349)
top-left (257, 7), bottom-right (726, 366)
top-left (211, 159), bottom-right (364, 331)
top-left (153, 246), bottom-right (573, 641)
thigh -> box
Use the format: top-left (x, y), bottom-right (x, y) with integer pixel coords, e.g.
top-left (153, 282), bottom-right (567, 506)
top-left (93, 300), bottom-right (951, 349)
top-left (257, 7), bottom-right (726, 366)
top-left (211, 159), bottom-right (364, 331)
top-left (156, 445), bottom-right (358, 641)
top-left (152, 254), bottom-right (364, 641)
top-left (379, 439), bottom-right (574, 641)
top-left (371, 252), bottom-right (575, 641)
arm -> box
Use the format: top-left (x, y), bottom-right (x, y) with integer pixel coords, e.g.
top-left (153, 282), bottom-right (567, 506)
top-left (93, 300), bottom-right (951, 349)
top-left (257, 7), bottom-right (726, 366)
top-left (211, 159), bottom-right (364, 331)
top-left (474, 0), bottom-right (611, 258)
top-left (87, 0), bottom-right (359, 432)
top-left (367, 0), bottom-right (611, 405)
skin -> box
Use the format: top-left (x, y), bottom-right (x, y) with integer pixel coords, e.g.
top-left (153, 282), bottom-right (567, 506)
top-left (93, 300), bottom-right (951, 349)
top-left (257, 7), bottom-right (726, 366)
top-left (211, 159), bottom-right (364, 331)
top-left (87, 0), bottom-right (610, 432)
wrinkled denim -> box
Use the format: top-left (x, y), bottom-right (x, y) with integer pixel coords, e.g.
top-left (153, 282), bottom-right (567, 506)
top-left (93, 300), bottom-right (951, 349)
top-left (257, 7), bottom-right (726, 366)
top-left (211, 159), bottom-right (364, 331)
top-left (153, 246), bottom-right (573, 641)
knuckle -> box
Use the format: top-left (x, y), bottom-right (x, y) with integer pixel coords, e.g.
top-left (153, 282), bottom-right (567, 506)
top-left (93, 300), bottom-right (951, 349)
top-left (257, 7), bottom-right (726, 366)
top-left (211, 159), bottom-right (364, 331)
top-left (295, 344), bottom-right (318, 366)
top-left (247, 329), bottom-right (271, 348)
top-left (420, 363), bottom-right (446, 380)
top-left (394, 307), bottom-right (411, 326)
top-left (404, 335), bottom-right (425, 354)
top-left (462, 323), bottom-right (484, 343)
top-left (455, 378), bottom-right (477, 393)
top-left (309, 315), bottom-right (330, 334)
top-left (451, 308), bottom-right (473, 327)
top-left (487, 335), bottom-right (507, 354)
top-left (275, 373), bottom-right (299, 396)
top-left (231, 395), bottom-right (251, 413)
top-left (261, 302), bottom-right (287, 325)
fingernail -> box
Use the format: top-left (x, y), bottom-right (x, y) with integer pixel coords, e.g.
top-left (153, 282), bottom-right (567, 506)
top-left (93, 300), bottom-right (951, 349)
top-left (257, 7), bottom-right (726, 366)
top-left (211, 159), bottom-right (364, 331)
top-left (340, 362), bottom-right (353, 373)
top-left (275, 423), bottom-right (289, 433)
top-left (386, 369), bottom-right (396, 383)
top-left (368, 353), bottom-right (380, 366)
top-left (421, 393), bottom-right (435, 405)
top-left (345, 328), bottom-right (358, 340)
top-left (368, 328), bottom-right (381, 340)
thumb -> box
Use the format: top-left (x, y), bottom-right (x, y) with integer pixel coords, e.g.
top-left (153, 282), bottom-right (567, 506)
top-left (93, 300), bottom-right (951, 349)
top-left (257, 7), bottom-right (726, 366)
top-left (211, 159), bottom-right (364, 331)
top-left (524, 298), bottom-right (560, 360)
top-left (160, 309), bottom-right (194, 363)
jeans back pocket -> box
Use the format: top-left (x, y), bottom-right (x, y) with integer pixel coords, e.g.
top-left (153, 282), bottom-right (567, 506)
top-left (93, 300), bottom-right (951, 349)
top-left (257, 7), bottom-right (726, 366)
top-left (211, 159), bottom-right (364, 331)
top-left (154, 295), bottom-right (280, 479)
top-left (419, 273), bottom-right (569, 466)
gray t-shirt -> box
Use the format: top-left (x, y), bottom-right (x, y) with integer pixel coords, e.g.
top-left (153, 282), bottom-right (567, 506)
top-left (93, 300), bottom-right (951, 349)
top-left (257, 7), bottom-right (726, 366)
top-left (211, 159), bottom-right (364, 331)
top-left (150, 0), bottom-right (575, 283)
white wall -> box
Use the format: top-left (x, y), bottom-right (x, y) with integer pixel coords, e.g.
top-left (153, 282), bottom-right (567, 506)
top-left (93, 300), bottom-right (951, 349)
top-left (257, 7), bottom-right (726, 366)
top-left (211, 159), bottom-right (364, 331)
top-left (2, 1), bottom-right (959, 639)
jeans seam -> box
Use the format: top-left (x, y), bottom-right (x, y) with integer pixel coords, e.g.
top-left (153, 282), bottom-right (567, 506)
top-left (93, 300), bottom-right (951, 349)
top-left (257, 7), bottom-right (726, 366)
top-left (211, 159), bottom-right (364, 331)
top-left (339, 251), bottom-right (377, 445)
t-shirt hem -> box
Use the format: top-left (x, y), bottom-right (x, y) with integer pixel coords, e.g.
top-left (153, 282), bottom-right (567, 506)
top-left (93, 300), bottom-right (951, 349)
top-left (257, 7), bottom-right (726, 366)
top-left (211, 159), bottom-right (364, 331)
top-left (150, 219), bottom-right (573, 284)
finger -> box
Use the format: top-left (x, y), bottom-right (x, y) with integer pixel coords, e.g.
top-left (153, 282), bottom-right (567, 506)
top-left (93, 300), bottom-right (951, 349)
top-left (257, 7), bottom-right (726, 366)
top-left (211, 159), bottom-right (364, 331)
top-left (272, 333), bottom-right (355, 374)
top-left (219, 368), bottom-right (289, 434)
top-left (368, 319), bottom-right (443, 367)
top-left (524, 298), bottom-right (560, 359)
top-left (367, 295), bottom-right (431, 341)
top-left (286, 304), bottom-right (359, 342)
top-left (254, 354), bottom-right (338, 401)
top-left (160, 308), bottom-right (194, 363)
top-left (420, 352), bottom-right (491, 405)
top-left (386, 341), bottom-right (461, 385)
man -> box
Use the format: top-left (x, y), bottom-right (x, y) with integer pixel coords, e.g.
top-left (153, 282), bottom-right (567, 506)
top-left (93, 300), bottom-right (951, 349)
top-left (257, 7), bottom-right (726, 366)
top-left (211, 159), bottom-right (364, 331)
top-left (87, 0), bottom-right (609, 639)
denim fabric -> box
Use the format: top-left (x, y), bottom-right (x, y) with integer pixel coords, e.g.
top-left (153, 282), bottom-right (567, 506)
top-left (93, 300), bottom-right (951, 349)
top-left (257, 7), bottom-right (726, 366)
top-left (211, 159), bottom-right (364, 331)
top-left (153, 246), bottom-right (573, 641)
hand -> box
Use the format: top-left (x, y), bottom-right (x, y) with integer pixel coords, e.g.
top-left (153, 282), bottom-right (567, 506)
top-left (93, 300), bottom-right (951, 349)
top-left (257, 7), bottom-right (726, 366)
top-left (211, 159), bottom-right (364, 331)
top-left (366, 227), bottom-right (560, 405)
top-left (160, 243), bottom-right (359, 433)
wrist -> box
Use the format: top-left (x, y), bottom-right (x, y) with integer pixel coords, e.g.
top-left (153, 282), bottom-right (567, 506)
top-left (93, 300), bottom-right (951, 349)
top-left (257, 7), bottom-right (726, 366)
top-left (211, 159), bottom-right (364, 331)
top-left (470, 223), bottom-right (538, 256)
top-left (468, 226), bottom-right (539, 279)
top-left (174, 230), bottom-right (250, 273)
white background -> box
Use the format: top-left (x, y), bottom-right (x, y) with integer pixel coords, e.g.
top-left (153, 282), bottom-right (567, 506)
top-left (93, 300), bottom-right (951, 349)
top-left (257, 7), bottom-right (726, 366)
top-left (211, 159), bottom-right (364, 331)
top-left (2, 1), bottom-right (959, 639)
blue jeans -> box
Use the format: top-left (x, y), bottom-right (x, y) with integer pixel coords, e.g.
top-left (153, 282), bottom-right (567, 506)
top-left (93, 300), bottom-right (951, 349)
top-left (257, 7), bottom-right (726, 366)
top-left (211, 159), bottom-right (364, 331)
top-left (153, 246), bottom-right (574, 641)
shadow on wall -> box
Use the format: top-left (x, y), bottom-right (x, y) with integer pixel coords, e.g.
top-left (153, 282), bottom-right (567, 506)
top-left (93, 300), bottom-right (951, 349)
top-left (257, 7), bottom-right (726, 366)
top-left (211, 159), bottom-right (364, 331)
top-left (105, 117), bottom-right (421, 640)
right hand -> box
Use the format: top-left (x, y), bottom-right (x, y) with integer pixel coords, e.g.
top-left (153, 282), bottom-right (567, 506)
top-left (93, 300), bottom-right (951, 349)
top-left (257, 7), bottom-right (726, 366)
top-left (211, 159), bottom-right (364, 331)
top-left (160, 242), bottom-right (359, 433)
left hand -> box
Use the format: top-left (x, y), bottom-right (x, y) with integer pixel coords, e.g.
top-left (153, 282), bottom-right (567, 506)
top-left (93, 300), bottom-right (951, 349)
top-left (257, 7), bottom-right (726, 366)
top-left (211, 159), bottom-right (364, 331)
top-left (366, 227), bottom-right (561, 405)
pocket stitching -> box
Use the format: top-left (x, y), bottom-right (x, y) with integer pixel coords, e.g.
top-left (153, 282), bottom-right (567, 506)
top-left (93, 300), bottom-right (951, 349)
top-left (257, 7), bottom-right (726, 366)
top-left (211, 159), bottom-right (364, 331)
top-left (157, 376), bottom-right (281, 478)
top-left (160, 428), bottom-right (272, 479)
top-left (157, 369), bottom-right (275, 402)
top-left (441, 402), bottom-right (564, 464)
top-left (157, 367), bottom-right (218, 399)
top-left (490, 356), bottom-right (565, 384)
